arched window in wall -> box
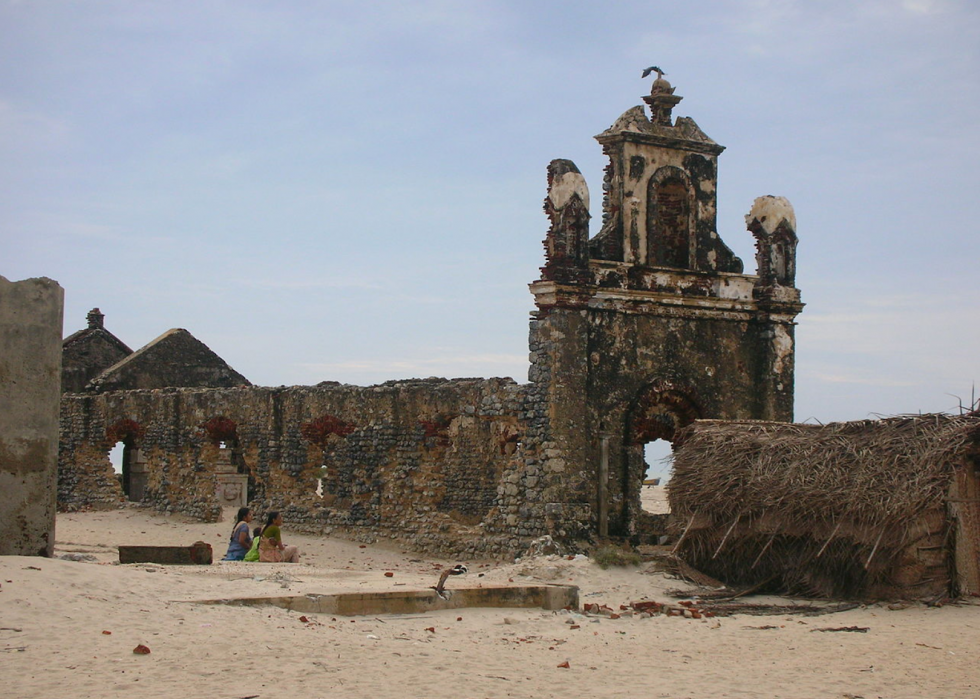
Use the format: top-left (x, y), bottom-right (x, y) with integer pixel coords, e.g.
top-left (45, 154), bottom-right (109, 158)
top-left (627, 382), bottom-right (701, 520)
top-left (105, 419), bottom-right (146, 502)
top-left (647, 169), bottom-right (694, 269)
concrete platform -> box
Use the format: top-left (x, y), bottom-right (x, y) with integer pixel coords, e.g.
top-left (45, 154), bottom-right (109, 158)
top-left (195, 583), bottom-right (579, 616)
top-left (118, 541), bottom-right (213, 565)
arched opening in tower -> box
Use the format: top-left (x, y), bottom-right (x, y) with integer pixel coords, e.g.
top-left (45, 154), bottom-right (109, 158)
top-left (649, 178), bottom-right (691, 268)
top-left (641, 438), bottom-right (674, 514)
top-left (627, 385), bottom-right (701, 536)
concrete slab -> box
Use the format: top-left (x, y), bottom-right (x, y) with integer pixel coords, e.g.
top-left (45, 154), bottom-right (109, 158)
top-left (118, 541), bottom-right (213, 565)
top-left (196, 583), bottom-right (579, 616)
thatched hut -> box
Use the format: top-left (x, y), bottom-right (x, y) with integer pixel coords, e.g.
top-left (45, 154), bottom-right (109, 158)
top-left (668, 414), bottom-right (980, 599)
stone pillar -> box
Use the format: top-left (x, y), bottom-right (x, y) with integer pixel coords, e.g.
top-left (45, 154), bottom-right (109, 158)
top-left (0, 275), bottom-right (64, 557)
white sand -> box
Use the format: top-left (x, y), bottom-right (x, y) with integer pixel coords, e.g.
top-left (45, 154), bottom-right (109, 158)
top-left (641, 484), bottom-right (670, 514)
top-left (2, 506), bottom-right (979, 698)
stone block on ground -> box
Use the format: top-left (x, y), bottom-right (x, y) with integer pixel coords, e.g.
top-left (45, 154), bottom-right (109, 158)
top-left (118, 541), bottom-right (212, 565)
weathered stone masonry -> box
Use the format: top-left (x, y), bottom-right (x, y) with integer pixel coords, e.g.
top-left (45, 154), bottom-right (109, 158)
top-left (57, 76), bottom-right (804, 557)
top-left (526, 76), bottom-right (803, 542)
top-left (60, 378), bottom-right (538, 557)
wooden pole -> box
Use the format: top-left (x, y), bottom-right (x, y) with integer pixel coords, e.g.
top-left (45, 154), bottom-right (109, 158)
top-left (599, 436), bottom-right (609, 538)
top-left (864, 529), bottom-right (885, 570)
top-left (712, 516), bottom-right (741, 559)
top-left (751, 531), bottom-right (778, 569)
top-left (815, 521), bottom-right (842, 559)
top-left (671, 513), bottom-right (697, 555)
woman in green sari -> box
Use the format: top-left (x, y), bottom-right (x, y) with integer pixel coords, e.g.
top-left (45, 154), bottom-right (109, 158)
top-left (258, 511), bottom-right (300, 563)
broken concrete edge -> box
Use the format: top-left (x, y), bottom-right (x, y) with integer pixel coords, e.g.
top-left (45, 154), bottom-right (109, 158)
top-left (189, 583), bottom-right (579, 616)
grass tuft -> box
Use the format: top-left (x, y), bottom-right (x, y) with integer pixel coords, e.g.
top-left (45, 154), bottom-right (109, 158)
top-left (592, 545), bottom-right (643, 569)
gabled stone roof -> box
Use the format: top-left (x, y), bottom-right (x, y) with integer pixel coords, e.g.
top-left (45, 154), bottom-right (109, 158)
top-left (86, 328), bottom-right (250, 392)
top-left (63, 325), bottom-right (133, 356)
top-left (62, 309), bottom-right (133, 393)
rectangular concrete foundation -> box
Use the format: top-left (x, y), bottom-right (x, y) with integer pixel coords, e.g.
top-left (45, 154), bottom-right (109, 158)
top-left (198, 584), bottom-right (579, 616)
top-left (118, 542), bottom-right (213, 565)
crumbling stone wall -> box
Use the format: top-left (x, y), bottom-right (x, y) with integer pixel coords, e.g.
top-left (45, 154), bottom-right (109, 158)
top-left (1, 275), bottom-right (64, 557)
top-left (59, 378), bottom-right (535, 556)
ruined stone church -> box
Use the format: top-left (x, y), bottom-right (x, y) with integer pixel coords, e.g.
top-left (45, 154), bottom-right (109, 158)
top-left (57, 76), bottom-right (802, 555)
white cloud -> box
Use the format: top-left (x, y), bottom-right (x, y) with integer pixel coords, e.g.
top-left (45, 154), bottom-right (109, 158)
top-left (300, 352), bottom-right (528, 382)
top-left (4, 209), bottom-right (177, 247)
top-left (801, 369), bottom-right (918, 388)
top-left (901, 0), bottom-right (947, 14)
top-left (797, 292), bottom-right (979, 412)
top-left (238, 277), bottom-right (383, 291)
top-left (0, 99), bottom-right (69, 152)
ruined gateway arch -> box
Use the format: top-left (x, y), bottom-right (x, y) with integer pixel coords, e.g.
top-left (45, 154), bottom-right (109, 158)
top-left (529, 74), bottom-right (802, 539)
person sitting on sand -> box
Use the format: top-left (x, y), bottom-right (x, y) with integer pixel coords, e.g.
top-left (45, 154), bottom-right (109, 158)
top-left (258, 511), bottom-right (300, 563)
top-left (222, 506), bottom-right (253, 561)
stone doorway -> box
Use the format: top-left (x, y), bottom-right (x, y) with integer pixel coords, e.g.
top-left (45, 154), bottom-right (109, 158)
top-left (111, 440), bottom-right (147, 502)
top-left (624, 381), bottom-right (700, 541)
top-left (641, 439), bottom-right (673, 514)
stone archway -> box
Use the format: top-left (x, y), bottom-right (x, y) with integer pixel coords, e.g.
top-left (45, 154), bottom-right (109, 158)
top-left (623, 380), bottom-right (701, 540)
top-left (105, 419), bottom-right (146, 502)
top-left (628, 380), bottom-right (701, 446)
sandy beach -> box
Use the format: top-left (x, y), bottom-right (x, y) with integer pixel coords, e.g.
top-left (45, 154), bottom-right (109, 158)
top-left (2, 500), bottom-right (979, 699)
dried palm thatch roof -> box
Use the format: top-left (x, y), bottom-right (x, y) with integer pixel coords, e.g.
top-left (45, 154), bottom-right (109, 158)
top-left (668, 414), bottom-right (980, 598)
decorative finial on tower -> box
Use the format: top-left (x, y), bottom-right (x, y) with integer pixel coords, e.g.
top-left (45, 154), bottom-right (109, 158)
top-left (86, 307), bottom-right (105, 330)
top-left (641, 66), bottom-right (682, 126)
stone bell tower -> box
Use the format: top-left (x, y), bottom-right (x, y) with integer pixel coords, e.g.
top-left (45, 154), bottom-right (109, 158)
top-left (588, 72), bottom-right (743, 272)
top-left (524, 71), bottom-right (804, 541)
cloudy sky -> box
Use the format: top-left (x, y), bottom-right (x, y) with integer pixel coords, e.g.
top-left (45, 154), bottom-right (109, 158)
top-left (3, 0), bottom-right (978, 424)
